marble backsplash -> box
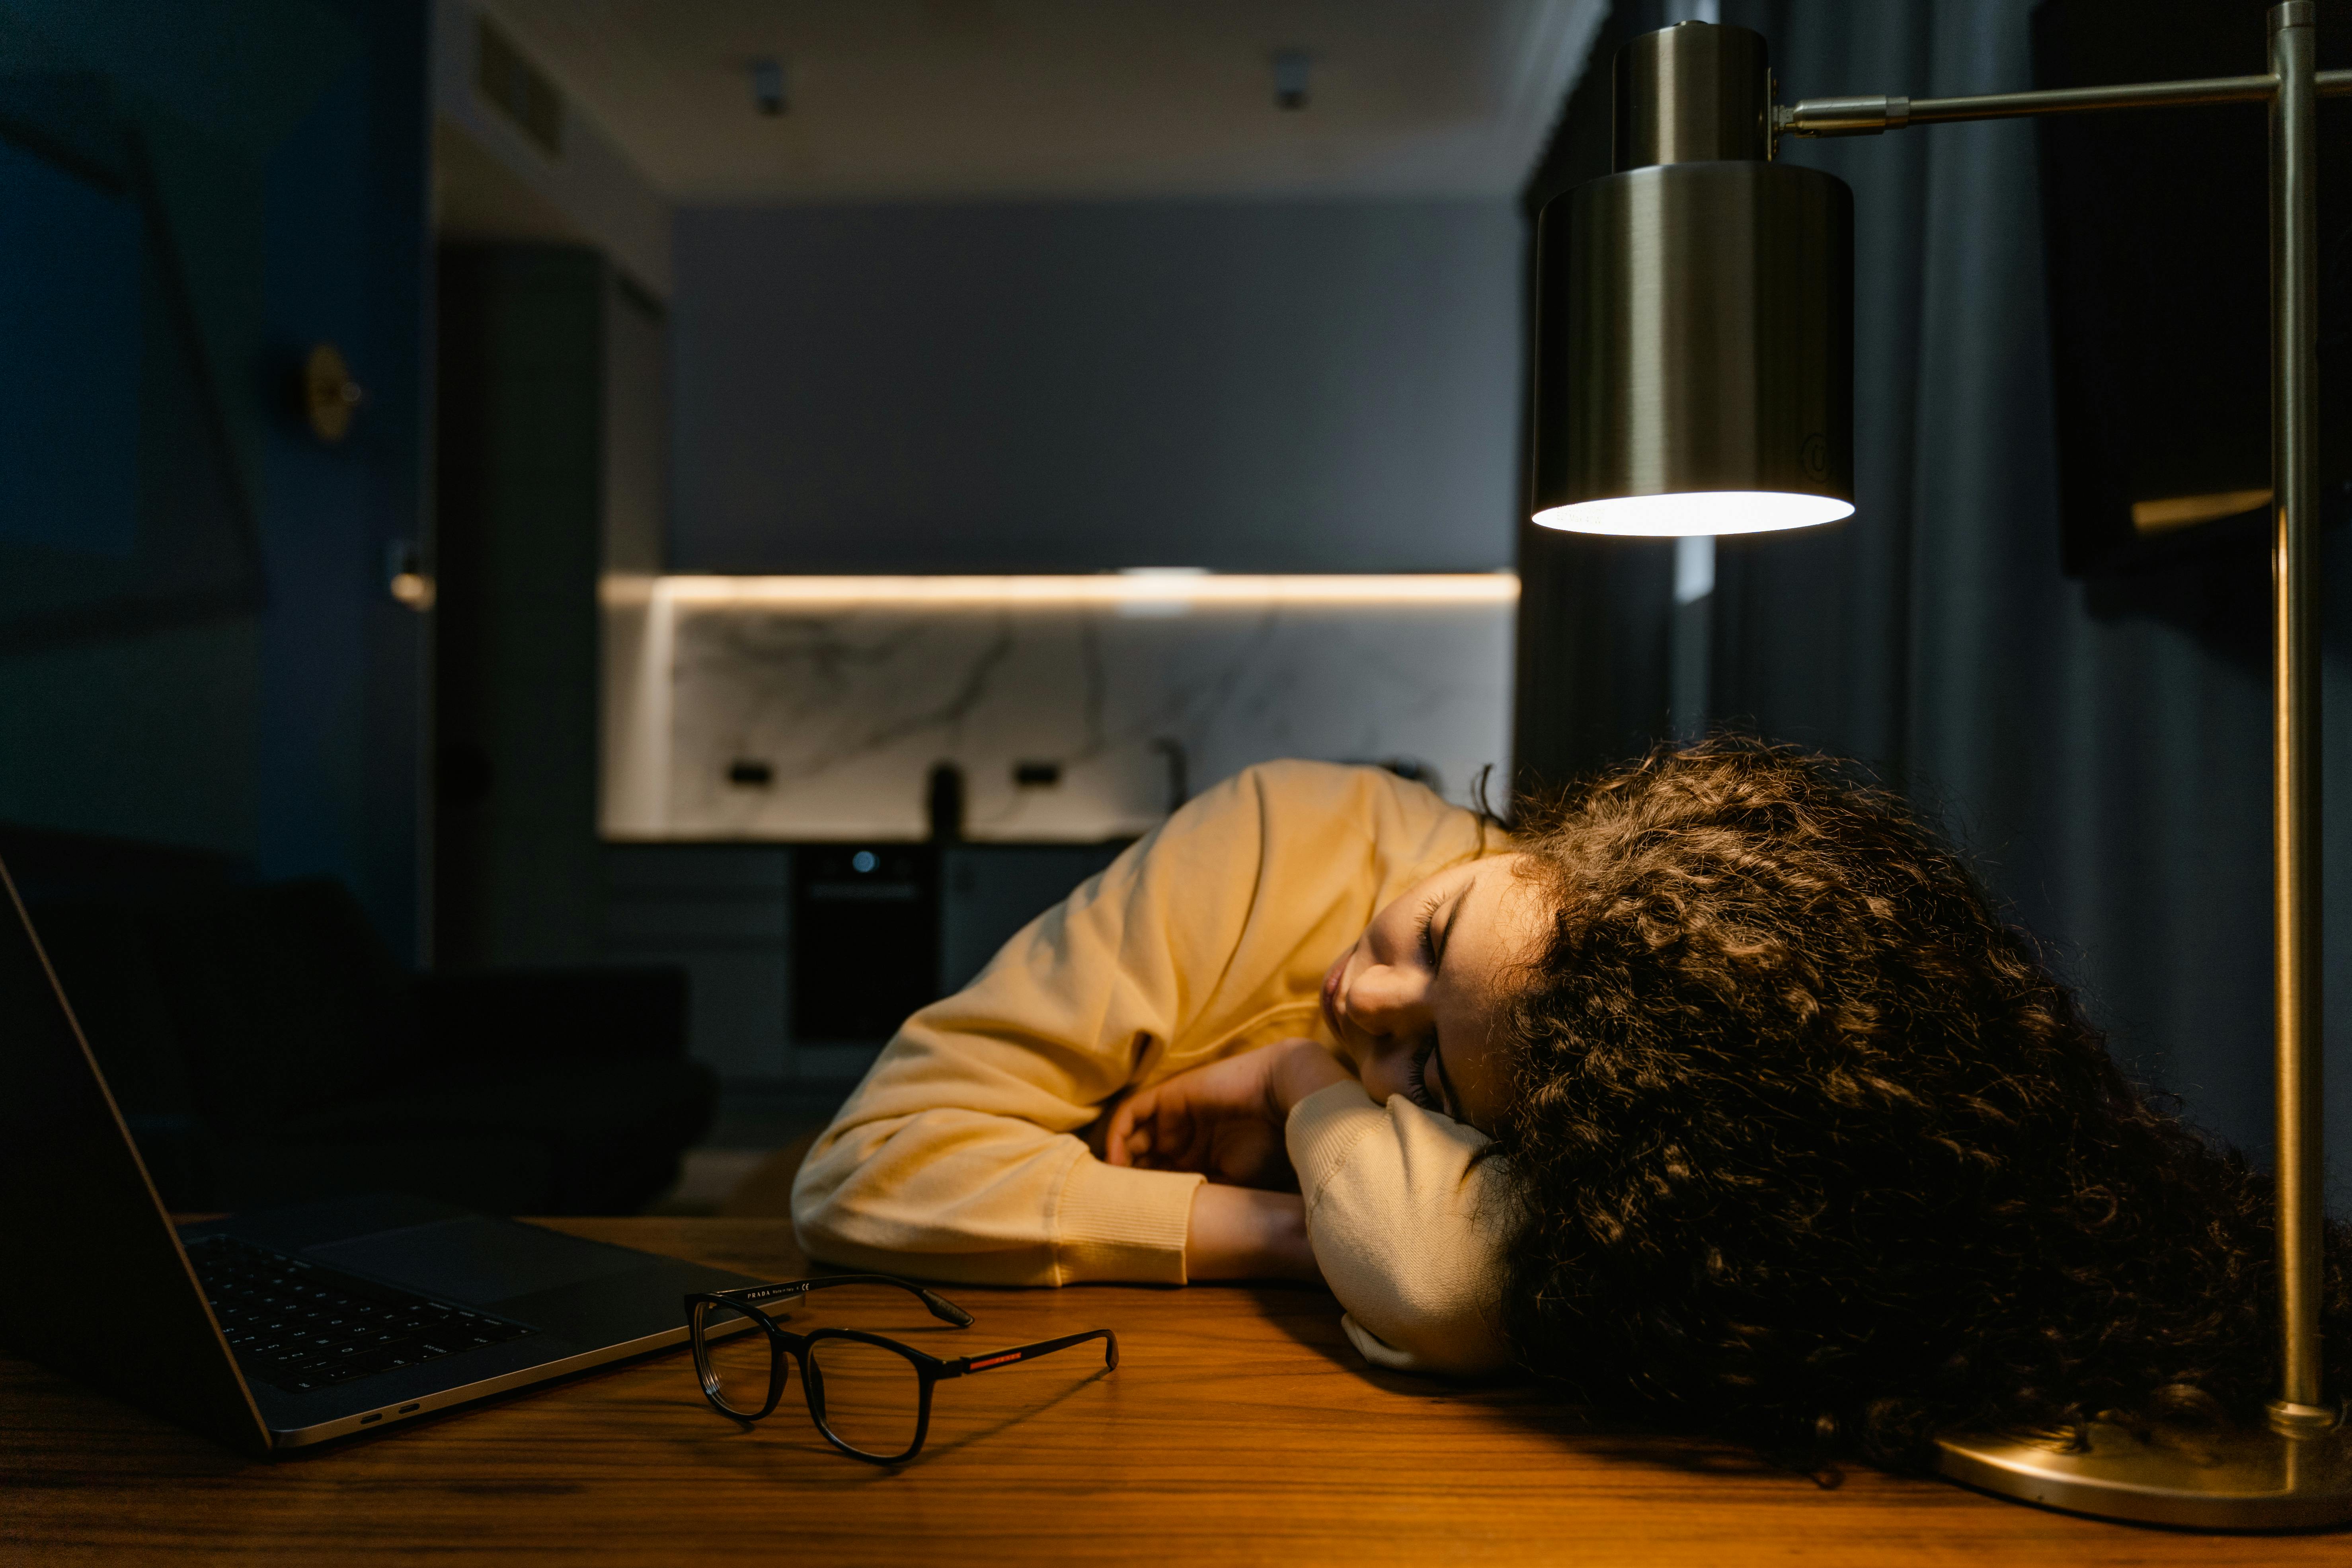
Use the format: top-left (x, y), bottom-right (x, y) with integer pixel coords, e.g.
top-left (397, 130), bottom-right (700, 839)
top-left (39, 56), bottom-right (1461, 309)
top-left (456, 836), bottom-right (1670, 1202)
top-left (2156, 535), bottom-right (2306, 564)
top-left (603, 574), bottom-right (1517, 841)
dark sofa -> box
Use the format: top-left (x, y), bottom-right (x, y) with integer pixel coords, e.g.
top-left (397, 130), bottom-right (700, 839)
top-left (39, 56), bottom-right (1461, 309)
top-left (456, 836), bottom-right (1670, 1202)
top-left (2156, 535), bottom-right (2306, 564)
top-left (31, 878), bottom-right (714, 1215)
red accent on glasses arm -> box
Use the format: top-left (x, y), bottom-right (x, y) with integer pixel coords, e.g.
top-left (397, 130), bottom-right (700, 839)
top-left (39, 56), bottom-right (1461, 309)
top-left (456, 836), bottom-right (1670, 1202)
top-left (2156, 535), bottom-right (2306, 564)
top-left (952, 1328), bottom-right (1118, 1377)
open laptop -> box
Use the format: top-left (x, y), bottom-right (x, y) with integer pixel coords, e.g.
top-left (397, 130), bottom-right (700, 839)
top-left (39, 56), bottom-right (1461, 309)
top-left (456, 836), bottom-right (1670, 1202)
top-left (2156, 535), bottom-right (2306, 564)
top-left (0, 854), bottom-right (763, 1454)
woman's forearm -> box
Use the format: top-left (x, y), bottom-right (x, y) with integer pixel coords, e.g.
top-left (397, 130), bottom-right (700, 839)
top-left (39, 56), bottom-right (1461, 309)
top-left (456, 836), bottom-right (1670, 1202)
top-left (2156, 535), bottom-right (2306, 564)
top-left (1181, 1041), bottom-right (1346, 1281)
top-left (1184, 1182), bottom-right (1321, 1282)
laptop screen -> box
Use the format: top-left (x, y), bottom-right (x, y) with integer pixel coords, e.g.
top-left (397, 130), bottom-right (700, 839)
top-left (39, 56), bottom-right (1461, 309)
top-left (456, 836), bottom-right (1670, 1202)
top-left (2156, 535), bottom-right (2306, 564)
top-left (0, 858), bottom-right (266, 1450)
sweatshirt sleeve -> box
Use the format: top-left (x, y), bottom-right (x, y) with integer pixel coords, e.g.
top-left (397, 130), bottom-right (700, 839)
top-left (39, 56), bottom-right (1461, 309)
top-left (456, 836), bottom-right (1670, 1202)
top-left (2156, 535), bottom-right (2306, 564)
top-left (791, 771), bottom-right (1278, 1287)
top-left (1285, 1079), bottom-right (1513, 1377)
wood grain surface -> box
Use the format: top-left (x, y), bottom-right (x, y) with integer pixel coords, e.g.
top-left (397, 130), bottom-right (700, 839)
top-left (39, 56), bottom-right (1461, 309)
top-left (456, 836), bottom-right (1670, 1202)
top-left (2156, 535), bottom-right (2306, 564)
top-left (3, 1217), bottom-right (2343, 1566)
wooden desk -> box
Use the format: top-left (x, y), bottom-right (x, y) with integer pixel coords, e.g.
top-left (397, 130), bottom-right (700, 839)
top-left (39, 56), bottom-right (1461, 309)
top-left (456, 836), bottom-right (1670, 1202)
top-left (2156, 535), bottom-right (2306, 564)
top-left (2, 1217), bottom-right (2338, 1565)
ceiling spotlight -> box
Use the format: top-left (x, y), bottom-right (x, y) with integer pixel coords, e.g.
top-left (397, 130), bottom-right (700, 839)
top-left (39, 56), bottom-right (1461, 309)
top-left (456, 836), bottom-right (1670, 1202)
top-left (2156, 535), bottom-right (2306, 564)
top-left (1272, 49), bottom-right (1310, 110)
top-left (750, 57), bottom-right (787, 116)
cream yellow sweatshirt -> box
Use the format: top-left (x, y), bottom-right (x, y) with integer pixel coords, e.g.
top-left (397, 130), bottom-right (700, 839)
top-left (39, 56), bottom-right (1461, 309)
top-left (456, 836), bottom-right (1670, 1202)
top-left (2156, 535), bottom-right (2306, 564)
top-left (792, 760), bottom-right (1513, 1376)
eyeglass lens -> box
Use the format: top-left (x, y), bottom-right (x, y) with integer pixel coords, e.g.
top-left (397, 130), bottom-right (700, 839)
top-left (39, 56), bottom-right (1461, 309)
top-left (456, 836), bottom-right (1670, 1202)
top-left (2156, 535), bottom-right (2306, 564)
top-left (693, 1304), bottom-right (776, 1416)
top-left (809, 1336), bottom-right (923, 1457)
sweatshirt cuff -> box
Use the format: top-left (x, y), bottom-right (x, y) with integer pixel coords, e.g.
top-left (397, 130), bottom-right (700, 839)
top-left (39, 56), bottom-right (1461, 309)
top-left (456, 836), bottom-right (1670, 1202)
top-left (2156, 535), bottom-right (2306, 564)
top-left (1286, 1078), bottom-right (1388, 1208)
top-left (1053, 1153), bottom-right (1203, 1286)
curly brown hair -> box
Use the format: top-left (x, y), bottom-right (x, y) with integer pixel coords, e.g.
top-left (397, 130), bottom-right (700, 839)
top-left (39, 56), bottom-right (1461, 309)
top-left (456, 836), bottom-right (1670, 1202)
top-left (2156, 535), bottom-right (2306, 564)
top-left (1492, 739), bottom-right (2348, 1467)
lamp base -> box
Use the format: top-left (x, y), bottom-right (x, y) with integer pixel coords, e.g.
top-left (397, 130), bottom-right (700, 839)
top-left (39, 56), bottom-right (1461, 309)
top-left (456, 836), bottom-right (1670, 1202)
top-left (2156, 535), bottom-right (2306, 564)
top-left (1935, 1420), bottom-right (2352, 1530)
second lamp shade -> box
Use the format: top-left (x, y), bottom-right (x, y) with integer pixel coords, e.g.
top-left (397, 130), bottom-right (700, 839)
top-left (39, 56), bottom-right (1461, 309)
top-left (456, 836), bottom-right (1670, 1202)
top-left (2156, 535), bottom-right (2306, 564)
top-left (1533, 17), bottom-right (1862, 540)
top-left (1530, 146), bottom-right (1857, 536)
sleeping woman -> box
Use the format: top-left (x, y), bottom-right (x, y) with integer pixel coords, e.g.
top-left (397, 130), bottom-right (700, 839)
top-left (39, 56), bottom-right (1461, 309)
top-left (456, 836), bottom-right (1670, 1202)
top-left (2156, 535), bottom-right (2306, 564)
top-left (793, 742), bottom-right (2352, 1463)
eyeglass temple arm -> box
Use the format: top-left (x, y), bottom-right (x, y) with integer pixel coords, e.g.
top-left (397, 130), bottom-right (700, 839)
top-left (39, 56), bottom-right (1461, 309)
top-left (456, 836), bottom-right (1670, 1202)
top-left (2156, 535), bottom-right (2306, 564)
top-left (942, 1328), bottom-right (1119, 1379)
top-left (720, 1273), bottom-right (975, 1327)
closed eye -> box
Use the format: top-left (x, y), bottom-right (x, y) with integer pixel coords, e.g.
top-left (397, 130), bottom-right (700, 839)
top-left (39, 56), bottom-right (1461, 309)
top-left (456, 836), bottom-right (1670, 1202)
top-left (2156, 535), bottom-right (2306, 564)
top-left (1416, 892), bottom-right (1444, 964)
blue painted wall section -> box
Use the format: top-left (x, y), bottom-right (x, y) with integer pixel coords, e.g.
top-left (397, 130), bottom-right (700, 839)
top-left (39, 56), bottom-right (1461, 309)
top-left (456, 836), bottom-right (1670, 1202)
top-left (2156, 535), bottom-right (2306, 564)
top-left (0, 140), bottom-right (142, 556)
top-left (0, 0), bottom-right (430, 960)
top-left (673, 200), bottom-right (1523, 575)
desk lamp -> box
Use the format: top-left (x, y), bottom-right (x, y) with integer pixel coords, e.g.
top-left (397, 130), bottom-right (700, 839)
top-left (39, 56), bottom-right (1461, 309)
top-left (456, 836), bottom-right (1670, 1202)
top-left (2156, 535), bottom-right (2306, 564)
top-left (1529, 6), bottom-right (2351, 1529)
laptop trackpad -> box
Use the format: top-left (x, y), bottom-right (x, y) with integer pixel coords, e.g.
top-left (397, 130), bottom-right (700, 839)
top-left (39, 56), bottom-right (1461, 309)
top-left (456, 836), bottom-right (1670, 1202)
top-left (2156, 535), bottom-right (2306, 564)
top-left (306, 1217), bottom-right (649, 1307)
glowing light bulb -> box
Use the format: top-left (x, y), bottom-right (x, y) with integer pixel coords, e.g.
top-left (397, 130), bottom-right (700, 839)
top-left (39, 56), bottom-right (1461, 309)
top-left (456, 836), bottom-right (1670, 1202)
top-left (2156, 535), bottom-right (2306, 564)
top-left (1531, 491), bottom-right (1853, 538)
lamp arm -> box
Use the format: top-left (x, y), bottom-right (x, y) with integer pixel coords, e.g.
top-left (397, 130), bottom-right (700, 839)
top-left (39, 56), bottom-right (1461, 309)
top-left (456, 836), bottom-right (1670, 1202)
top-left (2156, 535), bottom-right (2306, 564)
top-left (1777, 66), bottom-right (2352, 140)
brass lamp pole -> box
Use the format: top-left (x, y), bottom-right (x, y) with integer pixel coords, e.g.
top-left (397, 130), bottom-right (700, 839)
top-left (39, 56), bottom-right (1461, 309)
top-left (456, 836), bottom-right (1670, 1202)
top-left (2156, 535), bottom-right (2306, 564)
top-left (1531, 5), bottom-right (2351, 1530)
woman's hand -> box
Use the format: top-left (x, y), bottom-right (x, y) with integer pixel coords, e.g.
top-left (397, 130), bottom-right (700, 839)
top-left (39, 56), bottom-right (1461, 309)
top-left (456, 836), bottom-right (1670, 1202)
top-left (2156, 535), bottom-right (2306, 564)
top-left (1104, 1038), bottom-right (1353, 1190)
top-left (1184, 1184), bottom-right (1320, 1282)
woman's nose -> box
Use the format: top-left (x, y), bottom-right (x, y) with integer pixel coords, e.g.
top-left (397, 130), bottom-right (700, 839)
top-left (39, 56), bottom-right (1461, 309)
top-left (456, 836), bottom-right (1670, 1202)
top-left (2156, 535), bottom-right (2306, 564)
top-left (1348, 964), bottom-right (1430, 1035)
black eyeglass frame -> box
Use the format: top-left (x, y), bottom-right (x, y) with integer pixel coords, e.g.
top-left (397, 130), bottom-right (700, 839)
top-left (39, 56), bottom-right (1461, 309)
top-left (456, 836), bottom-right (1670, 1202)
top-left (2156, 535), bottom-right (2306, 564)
top-left (683, 1273), bottom-right (1118, 1465)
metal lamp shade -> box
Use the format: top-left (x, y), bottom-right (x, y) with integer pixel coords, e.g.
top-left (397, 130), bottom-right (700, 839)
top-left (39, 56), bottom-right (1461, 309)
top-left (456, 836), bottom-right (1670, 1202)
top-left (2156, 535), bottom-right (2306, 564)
top-left (1531, 160), bottom-right (1857, 536)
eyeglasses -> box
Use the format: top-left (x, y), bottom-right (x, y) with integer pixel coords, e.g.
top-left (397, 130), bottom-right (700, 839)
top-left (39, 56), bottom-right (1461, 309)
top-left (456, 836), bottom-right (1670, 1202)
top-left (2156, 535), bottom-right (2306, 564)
top-left (682, 1273), bottom-right (1117, 1465)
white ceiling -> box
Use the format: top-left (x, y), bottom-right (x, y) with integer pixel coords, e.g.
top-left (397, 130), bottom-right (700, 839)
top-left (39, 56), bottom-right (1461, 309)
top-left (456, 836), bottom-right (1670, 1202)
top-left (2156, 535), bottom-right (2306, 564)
top-left (475, 0), bottom-right (1605, 203)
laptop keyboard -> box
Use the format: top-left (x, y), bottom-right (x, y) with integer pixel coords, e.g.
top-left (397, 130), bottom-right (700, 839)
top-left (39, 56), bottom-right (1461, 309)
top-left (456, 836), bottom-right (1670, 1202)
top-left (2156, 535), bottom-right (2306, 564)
top-left (187, 1235), bottom-right (538, 1394)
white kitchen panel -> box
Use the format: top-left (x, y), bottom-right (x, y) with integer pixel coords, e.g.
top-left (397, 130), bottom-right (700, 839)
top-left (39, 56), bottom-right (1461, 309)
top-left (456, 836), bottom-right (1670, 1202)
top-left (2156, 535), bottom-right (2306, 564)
top-left (603, 574), bottom-right (1516, 842)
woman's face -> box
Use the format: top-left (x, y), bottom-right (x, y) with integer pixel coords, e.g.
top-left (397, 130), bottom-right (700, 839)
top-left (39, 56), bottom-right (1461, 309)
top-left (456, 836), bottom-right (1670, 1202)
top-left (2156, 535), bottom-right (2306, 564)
top-left (1319, 852), bottom-right (1546, 1134)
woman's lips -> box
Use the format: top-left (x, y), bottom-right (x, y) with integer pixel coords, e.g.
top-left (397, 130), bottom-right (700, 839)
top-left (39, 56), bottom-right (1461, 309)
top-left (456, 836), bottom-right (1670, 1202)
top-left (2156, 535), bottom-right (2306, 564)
top-left (1320, 954), bottom-right (1347, 1036)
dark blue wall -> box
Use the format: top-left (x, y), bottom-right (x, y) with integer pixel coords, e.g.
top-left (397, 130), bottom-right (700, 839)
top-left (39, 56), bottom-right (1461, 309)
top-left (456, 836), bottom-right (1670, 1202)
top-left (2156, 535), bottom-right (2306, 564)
top-left (671, 200), bottom-right (1524, 575)
top-left (0, 0), bottom-right (429, 960)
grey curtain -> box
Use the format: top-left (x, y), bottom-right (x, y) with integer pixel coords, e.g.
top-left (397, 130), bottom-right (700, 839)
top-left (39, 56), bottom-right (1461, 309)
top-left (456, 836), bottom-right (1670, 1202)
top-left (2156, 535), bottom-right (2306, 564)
top-left (1514, 0), bottom-right (2351, 1204)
